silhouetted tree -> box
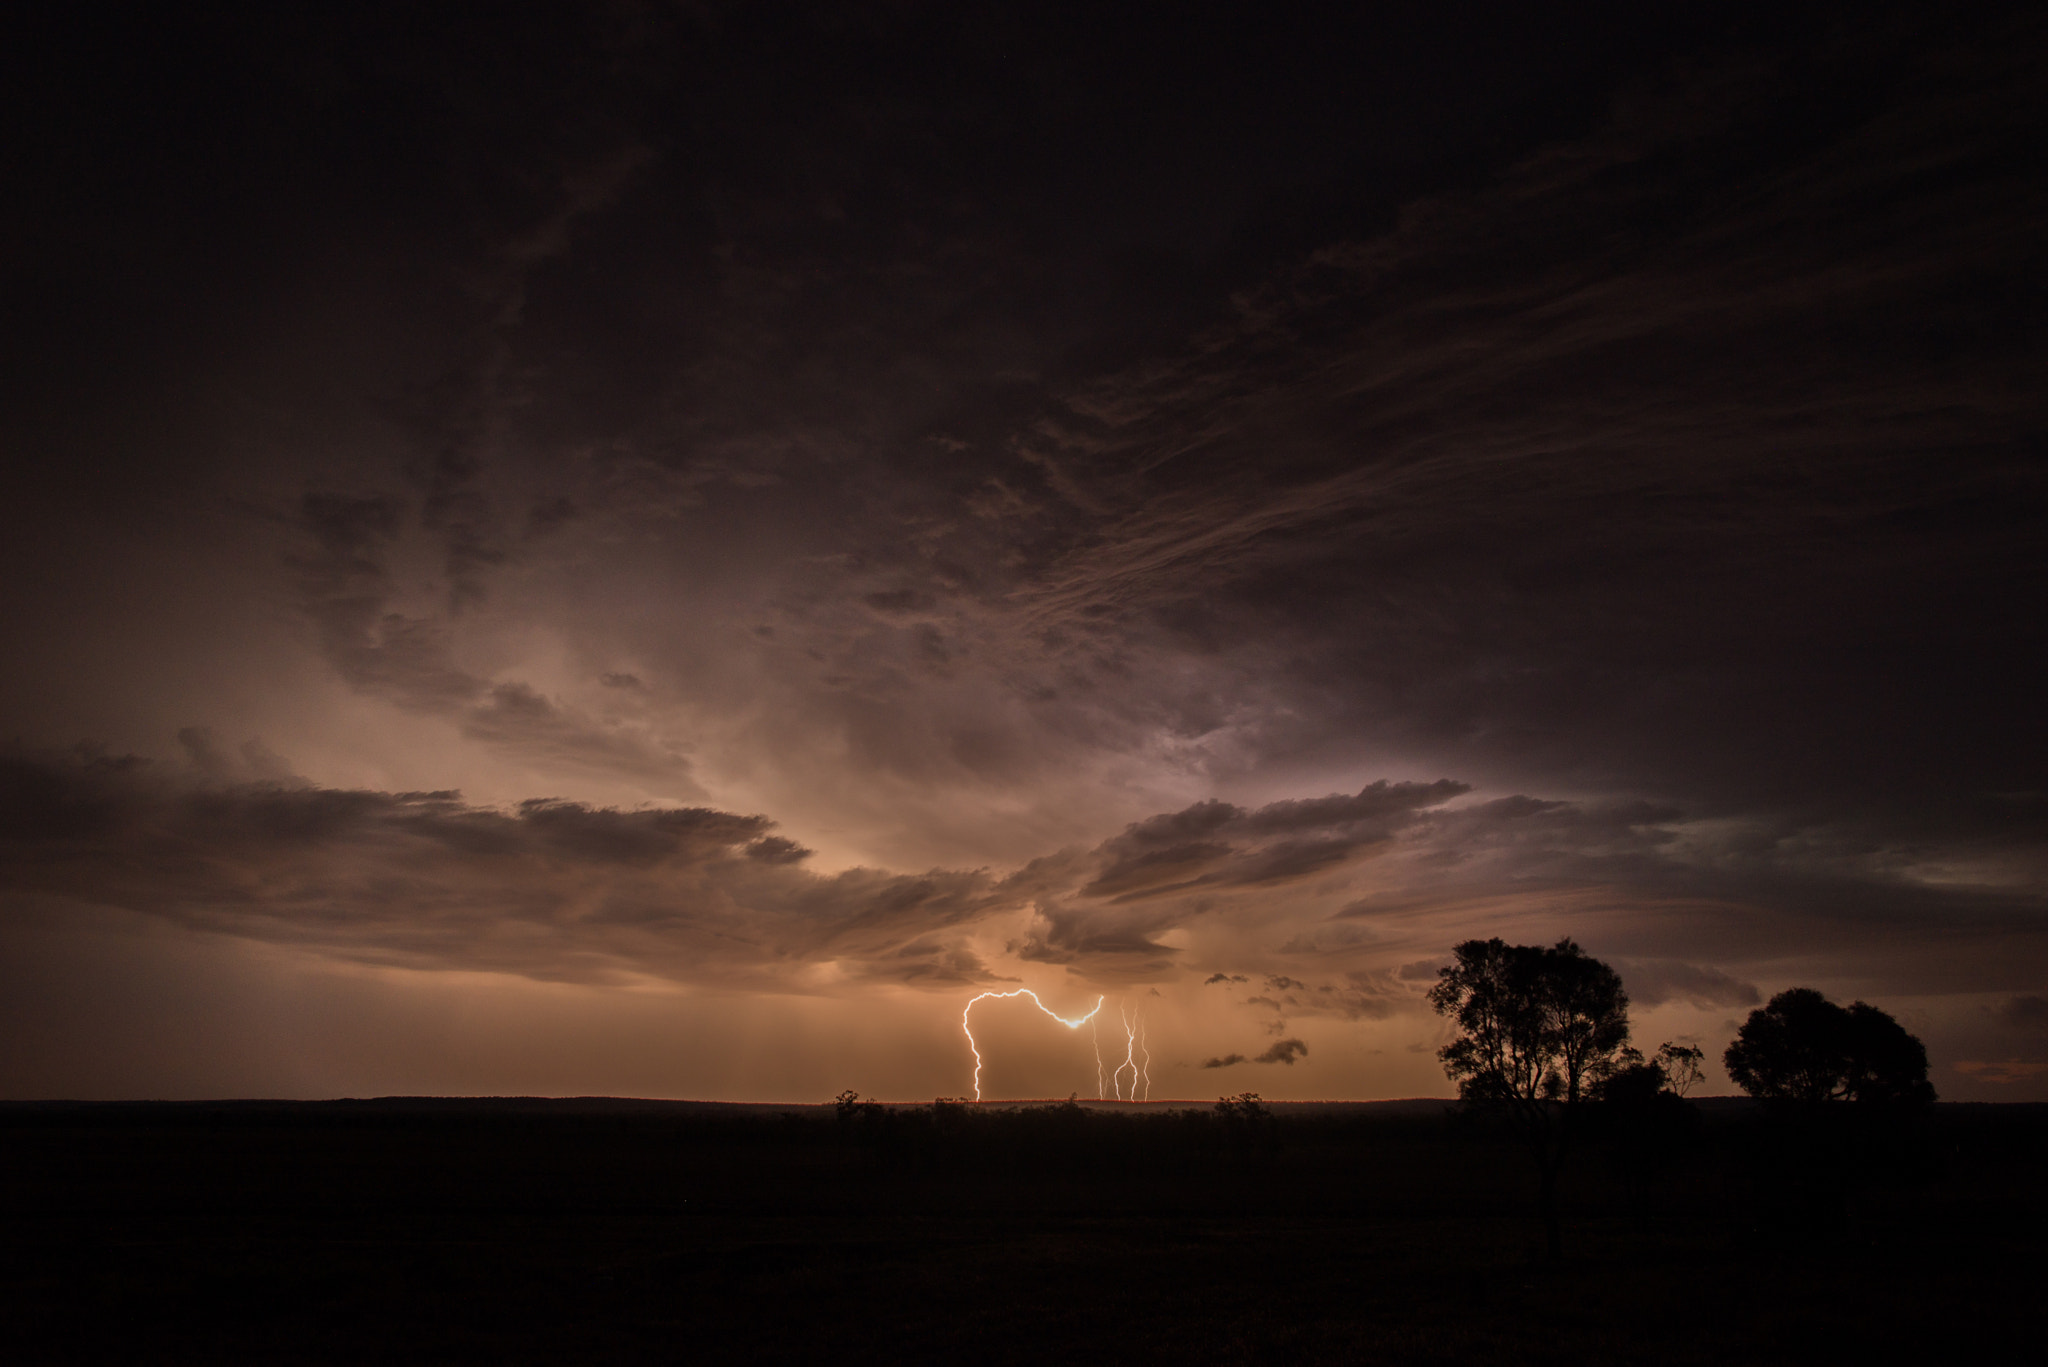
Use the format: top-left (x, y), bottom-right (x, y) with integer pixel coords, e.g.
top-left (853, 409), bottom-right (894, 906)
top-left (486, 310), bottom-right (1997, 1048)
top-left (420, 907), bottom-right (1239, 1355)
top-left (831, 1089), bottom-right (889, 1156)
top-left (1724, 989), bottom-right (1935, 1107)
top-left (1724, 989), bottom-right (1937, 1231)
top-left (1655, 1042), bottom-right (1706, 1096)
top-left (1213, 1092), bottom-right (1278, 1162)
top-left (1596, 1042), bottom-right (1706, 1106)
top-left (1595, 1041), bottom-right (1705, 1233)
top-left (1429, 937), bottom-right (1633, 1257)
top-left (1213, 1092), bottom-right (1271, 1124)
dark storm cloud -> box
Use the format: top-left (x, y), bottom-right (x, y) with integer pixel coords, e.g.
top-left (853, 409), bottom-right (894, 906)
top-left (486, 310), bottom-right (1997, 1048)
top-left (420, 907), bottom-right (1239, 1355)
top-left (1255, 1039), bottom-right (1308, 1066)
top-left (1318, 792), bottom-right (2048, 996)
top-left (745, 836), bottom-right (813, 866)
top-left (1992, 996), bottom-right (2048, 1031)
top-left (0, 750), bottom-right (1005, 989)
top-left (816, 6), bottom-right (2046, 856)
top-left (3, 740), bottom-right (2042, 1013)
top-left (449, 0), bottom-right (2048, 884)
top-left (33, 6), bottom-right (1834, 812)
top-left (1001, 768), bottom-right (2046, 997)
top-left (1201, 1039), bottom-right (1309, 1068)
top-left (1015, 780), bottom-right (2045, 997)
top-left (1008, 782), bottom-right (1469, 974)
top-left (22, 0), bottom-right (2031, 845)
top-left (3, 0), bottom-right (2047, 1096)
top-left (1395, 796), bottom-right (1690, 883)
top-left (1077, 782), bottom-right (1469, 904)
top-left (1012, 902), bottom-right (1181, 978)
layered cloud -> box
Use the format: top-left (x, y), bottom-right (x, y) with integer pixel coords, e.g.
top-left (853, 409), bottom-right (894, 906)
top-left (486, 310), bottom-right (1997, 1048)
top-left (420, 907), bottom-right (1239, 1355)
top-left (8, 746), bottom-right (2036, 1025)
top-left (1008, 782), bottom-right (1466, 975)
top-left (0, 750), bottom-right (1006, 990)
top-left (293, 493), bottom-right (700, 791)
top-left (3, 5), bottom-right (2045, 1097)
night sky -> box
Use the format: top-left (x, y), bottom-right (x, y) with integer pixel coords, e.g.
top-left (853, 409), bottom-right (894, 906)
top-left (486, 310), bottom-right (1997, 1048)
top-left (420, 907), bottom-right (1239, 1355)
top-left (3, 1), bottom-right (2044, 1101)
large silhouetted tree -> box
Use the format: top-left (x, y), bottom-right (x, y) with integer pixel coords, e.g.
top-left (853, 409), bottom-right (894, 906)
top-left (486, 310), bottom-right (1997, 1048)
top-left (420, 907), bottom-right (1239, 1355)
top-left (1429, 937), bottom-right (1633, 1256)
top-left (1724, 989), bottom-right (1936, 1230)
top-left (1724, 989), bottom-right (1935, 1107)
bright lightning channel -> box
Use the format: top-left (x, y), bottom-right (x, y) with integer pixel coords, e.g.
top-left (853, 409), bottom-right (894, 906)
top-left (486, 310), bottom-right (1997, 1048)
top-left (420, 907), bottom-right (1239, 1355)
top-left (1139, 1008), bottom-right (1151, 1100)
top-left (962, 989), bottom-right (1106, 1102)
top-left (1112, 1003), bottom-right (1152, 1102)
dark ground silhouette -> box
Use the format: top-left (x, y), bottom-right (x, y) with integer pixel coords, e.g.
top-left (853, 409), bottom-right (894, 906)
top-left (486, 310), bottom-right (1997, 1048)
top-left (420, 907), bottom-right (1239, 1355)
top-left (1, 1097), bottom-right (2039, 1364)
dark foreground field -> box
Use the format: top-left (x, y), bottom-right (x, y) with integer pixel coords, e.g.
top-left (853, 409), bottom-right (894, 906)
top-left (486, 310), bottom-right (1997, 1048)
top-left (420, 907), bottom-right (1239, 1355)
top-left (1, 1097), bottom-right (2040, 1364)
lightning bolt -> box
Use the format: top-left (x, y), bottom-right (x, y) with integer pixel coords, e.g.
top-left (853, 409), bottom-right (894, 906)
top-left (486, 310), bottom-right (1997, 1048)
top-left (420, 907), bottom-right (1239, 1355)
top-left (962, 989), bottom-right (1106, 1102)
top-left (1113, 1002), bottom-right (1154, 1101)
top-left (1139, 1010), bottom-right (1152, 1101)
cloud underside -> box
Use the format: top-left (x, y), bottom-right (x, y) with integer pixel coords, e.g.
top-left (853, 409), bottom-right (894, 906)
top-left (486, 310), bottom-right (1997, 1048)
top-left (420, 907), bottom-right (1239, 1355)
top-left (5, 752), bottom-right (2042, 1000)
top-left (201, 9), bottom-right (2042, 881)
top-left (0, 752), bottom-right (998, 990)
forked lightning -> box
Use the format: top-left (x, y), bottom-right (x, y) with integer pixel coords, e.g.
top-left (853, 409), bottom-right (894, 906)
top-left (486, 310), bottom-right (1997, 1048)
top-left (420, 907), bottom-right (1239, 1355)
top-left (961, 989), bottom-right (1105, 1101)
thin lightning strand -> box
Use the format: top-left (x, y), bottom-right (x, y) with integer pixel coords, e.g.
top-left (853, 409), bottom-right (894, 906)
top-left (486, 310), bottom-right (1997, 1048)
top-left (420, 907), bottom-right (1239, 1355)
top-left (962, 990), bottom-right (1106, 1102)
top-left (1105, 1002), bottom-right (1152, 1102)
top-left (1092, 1016), bottom-right (1105, 1099)
top-left (1122, 1004), bottom-right (1138, 1098)
top-left (1114, 1004), bottom-right (1143, 1101)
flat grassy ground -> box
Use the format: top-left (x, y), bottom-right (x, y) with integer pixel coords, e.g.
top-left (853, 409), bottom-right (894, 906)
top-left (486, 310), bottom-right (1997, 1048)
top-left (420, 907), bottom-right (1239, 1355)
top-left (1, 1099), bottom-right (2038, 1363)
